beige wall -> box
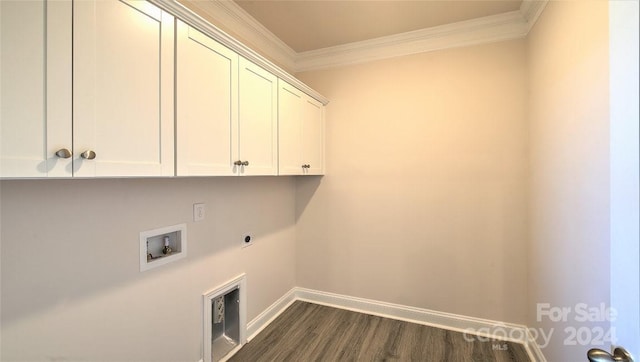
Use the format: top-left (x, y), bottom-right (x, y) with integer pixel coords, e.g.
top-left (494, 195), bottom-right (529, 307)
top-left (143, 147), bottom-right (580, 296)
top-left (527, 1), bottom-right (610, 360)
top-left (296, 39), bottom-right (529, 324)
top-left (0, 177), bottom-right (297, 361)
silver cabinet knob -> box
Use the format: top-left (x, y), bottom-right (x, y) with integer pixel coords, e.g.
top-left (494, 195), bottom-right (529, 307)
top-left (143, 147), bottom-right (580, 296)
top-left (241, 161), bottom-right (249, 166)
top-left (233, 160), bottom-right (243, 166)
top-left (55, 148), bottom-right (72, 159)
top-left (588, 347), bottom-right (634, 362)
top-left (80, 150), bottom-right (96, 160)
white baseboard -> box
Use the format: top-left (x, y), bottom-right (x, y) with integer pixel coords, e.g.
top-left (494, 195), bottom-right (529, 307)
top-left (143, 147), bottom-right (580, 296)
top-left (295, 288), bottom-right (527, 341)
top-left (525, 329), bottom-right (547, 362)
top-left (244, 287), bottom-right (545, 362)
top-left (246, 288), bottom-right (297, 341)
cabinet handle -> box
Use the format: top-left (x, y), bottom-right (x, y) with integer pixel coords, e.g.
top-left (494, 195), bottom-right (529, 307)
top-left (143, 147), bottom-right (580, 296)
top-left (80, 150), bottom-right (96, 160)
top-left (302, 164), bottom-right (310, 169)
top-left (234, 160), bottom-right (243, 166)
top-left (588, 347), bottom-right (633, 362)
top-left (55, 148), bottom-right (72, 159)
top-left (241, 161), bottom-right (249, 166)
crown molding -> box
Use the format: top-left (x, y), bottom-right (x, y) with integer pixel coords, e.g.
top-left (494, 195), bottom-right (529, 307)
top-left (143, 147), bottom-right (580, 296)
top-left (520, 0), bottom-right (549, 33)
top-left (149, 0), bottom-right (329, 104)
top-left (295, 0), bottom-right (549, 72)
top-left (295, 10), bottom-right (529, 72)
top-left (157, 0), bottom-right (549, 74)
top-left (174, 0), bottom-right (297, 72)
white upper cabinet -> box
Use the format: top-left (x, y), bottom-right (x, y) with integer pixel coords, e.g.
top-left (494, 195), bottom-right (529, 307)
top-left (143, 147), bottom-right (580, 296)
top-left (73, 0), bottom-right (175, 177)
top-left (238, 57), bottom-right (278, 176)
top-left (300, 96), bottom-right (325, 175)
top-left (176, 21), bottom-right (238, 176)
top-left (176, 21), bottom-right (278, 176)
top-left (1, 0), bottom-right (72, 178)
top-left (1, 0), bottom-right (174, 178)
top-left (278, 82), bottom-right (303, 175)
top-left (278, 81), bottom-right (325, 175)
top-left (2, 1), bottom-right (325, 179)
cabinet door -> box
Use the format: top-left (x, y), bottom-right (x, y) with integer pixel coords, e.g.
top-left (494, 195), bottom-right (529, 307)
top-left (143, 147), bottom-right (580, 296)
top-left (238, 57), bottom-right (278, 176)
top-left (73, 0), bottom-right (174, 177)
top-left (301, 96), bottom-right (325, 175)
top-left (0, 0), bottom-right (72, 178)
top-left (176, 21), bottom-right (238, 176)
top-left (277, 81), bottom-right (304, 175)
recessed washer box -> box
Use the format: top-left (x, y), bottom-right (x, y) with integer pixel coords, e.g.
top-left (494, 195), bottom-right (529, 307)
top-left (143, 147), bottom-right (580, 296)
top-left (140, 224), bottom-right (187, 272)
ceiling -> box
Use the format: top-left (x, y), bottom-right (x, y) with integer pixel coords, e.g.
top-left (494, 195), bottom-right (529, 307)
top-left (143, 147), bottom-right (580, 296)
top-left (234, 0), bottom-right (522, 52)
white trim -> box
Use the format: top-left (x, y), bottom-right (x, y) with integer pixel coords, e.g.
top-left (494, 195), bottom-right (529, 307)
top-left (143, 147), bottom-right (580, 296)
top-left (520, 0), bottom-right (549, 33)
top-left (244, 287), bottom-right (545, 361)
top-left (295, 11), bottom-right (528, 72)
top-left (217, 345), bottom-right (242, 362)
top-left (295, 288), bottom-right (529, 343)
top-left (152, 0), bottom-right (549, 80)
top-left (525, 329), bottom-right (548, 362)
top-left (246, 288), bottom-right (297, 341)
top-left (164, 0), bottom-right (548, 72)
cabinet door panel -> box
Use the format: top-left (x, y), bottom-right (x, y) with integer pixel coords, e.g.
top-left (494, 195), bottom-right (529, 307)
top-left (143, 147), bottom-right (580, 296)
top-left (0, 0), bottom-right (72, 178)
top-left (301, 97), bottom-right (325, 175)
top-left (277, 82), bottom-right (303, 175)
top-left (73, 0), bottom-right (174, 177)
top-left (238, 58), bottom-right (277, 176)
top-left (176, 21), bottom-right (238, 176)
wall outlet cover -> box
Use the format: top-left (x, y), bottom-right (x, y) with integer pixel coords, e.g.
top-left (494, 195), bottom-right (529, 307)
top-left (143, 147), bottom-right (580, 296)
top-left (193, 203), bottom-right (205, 222)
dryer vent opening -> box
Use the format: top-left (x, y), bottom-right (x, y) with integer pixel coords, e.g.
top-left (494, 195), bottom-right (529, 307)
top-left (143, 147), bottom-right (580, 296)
top-left (211, 288), bottom-right (240, 360)
top-left (203, 275), bottom-right (247, 362)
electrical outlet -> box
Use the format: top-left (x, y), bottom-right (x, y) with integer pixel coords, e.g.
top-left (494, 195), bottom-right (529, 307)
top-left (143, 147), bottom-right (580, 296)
top-left (241, 233), bottom-right (254, 248)
top-left (193, 203), bottom-right (205, 222)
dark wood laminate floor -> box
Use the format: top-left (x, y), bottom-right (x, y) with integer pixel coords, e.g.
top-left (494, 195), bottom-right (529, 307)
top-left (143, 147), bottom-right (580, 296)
top-left (230, 301), bottom-right (530, 362)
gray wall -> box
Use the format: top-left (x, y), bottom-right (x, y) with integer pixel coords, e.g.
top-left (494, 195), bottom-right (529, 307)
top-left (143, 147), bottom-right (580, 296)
top-left (1, 177), bottom-right (297, 361)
